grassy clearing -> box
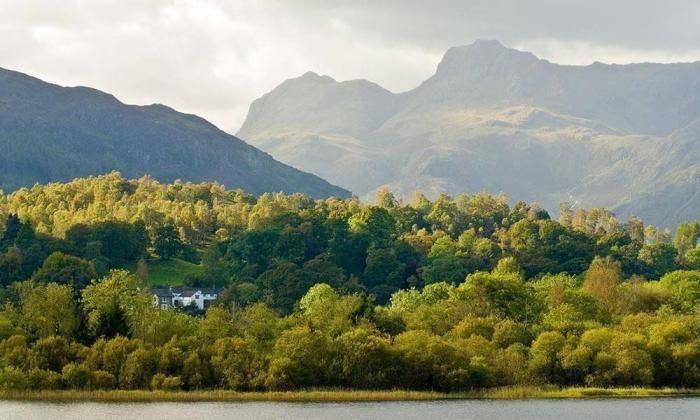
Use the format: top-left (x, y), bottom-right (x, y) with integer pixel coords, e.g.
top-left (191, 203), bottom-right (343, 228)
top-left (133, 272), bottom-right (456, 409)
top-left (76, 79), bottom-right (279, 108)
top-left (125, 258), bottom-right (203, 287)
top-left (1, 387), bottom-right (700, 402)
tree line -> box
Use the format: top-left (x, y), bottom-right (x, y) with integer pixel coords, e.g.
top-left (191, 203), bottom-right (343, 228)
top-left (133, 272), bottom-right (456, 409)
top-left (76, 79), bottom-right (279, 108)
top-left (0, 172), bottom-right (699, 391)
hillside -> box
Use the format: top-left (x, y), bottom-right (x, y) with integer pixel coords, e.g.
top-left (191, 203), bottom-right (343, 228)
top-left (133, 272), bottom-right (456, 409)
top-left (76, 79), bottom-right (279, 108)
top-left (0, 67), bottom-right (349, 199)
top-left (238, 40), bottom-right (700, 226)
top-left (4, 174), bottom-right (700, 393)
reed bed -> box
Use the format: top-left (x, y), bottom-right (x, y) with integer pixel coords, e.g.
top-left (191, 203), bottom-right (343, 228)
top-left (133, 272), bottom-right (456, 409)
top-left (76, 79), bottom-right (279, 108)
top-left (1, 387), bottom-right (699, 402)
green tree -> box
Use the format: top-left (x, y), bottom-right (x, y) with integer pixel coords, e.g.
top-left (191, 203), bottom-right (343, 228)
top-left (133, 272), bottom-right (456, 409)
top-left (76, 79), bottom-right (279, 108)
top-left (582, 256), bottom-right (622, 313)
top-left (265, 326), bottom-right (333, 390)
top-left (674, 222), bottom-right (700, 264)
top-left (21, 283), bottom-right (78, 339)
top-left (82, 270), bottom-right (136, 338)
top-left (32, 252), bottom-right (96, 291)
top-left (154, 223), bottom-right (182, 260)
top-left (528, 331), bottom-right (566, 384)
top-left (638, 243), bottom-right (678, 279)
top-left (119, 347), bottom-right (157, 389)
top-left (659, 270), bottom-right (700, 308)
top-left (0, 214), bottom-right (22, 251)
top-left (363, 247), bottom-right (406, 293)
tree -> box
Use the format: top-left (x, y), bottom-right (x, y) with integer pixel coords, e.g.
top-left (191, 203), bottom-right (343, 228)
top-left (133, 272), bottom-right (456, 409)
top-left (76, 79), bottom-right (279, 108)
top-left (674, 222), bottom-right (700, 263)
top-left (638, 243), bottom-right (678, 279)
top-left (265, 326), bottom-right (333, 390)
top-left (15, 221), bottom-right (36, 250)
top-left (154, 223), bottom-right (182, 260)
top-left (29, 336), bottom-right (70, 372)
top-left (136, 258), bottom-right (149, 289)
top-left (21, 283), bottom-right (78, 339)
top-left (453, 271), bottom-right (540, 323)
top-left (558, 202), bottom-right (573, 227)
top-left (363, 247), bottom-right (406, 300)
top-left (393, 330), bottom-right (471, 391)
top-left (582, 256), bottom-right (622, 313)
top-left (659, 270), bottom-right (700, 309)
top-left (120, 347), bottom-right (157, 389)
top-left (336, 327), bottom-right (398, 388)
top-left (100, 336), bottom-right (138, 378)
top-left (0, 248), bottom-right (23, 287)
top-left (255, 260), bottom-right (309, 314)
top-left (0, 214), bottom-right (22, 251)
top-left (685, 248), bottom-right (700, 270)
top-left (62, 363), bottom-right (91, 389)
top-left (182, 351), bottom-right (212, 389)
top-left (348, 207), bottom-right (395, 246)
top-left (299, 284), bottom-right (363, 335)
top-left (82, 270), bottom-right (136, 338)
top-left (200, 244), bottom-right (229, 287)
top-left (210, 337), bottom-right (262, 390)
top-left (528, 331), bottom-right (566, 384)
top-left (420, 236), bottom-right (468, 285)
top-left (32, 252), bottom-right (96, 291)
top-left (375, 186), bottom-right (399, 209)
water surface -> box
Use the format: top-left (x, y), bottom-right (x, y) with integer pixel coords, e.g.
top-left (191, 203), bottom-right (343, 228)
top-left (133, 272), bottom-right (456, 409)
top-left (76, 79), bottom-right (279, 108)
top-left (2, 398), bottom-right (699, 420)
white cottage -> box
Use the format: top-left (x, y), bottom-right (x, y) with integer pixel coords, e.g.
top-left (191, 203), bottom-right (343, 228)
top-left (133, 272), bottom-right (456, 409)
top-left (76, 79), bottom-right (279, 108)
top-left (152, 286), bottom-right (222, 310)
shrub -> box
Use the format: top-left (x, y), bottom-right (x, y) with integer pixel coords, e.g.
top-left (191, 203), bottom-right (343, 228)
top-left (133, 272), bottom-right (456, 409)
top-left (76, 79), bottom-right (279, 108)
top-left (62, 363), bottom-right (91, 389)
top-left (27, 368), bottom-right (62, 390)
top-left (162, 376), bottom-right (183, 391)
top-left (0, 366), bottom-right (29, 390)
top-left (150, 373), bottom-right (166, 390)
top-left (151, 373), bottom-right (182, 391)
top-left (89, 370), bottom-right (117, 390)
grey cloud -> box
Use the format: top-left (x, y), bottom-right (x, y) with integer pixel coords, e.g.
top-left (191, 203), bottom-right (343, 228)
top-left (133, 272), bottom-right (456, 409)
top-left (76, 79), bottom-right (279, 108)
top-left (1, 0), bottom-right (698, 133)
top-left (287, 0), bottom-right (700, 50)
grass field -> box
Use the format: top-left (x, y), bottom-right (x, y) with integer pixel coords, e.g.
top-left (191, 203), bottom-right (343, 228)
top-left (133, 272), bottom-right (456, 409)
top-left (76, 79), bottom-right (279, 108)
top-left (1, 387), bottom-right (699, 402)
top-left (125, 258), bottom-right (204, 287)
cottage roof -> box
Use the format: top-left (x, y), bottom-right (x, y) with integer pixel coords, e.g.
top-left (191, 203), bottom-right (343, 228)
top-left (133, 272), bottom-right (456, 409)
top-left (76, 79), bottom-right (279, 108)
top-left (151, 288), bottom-right (173, 298)
top-left (152, 286), bottom-right (223, 298)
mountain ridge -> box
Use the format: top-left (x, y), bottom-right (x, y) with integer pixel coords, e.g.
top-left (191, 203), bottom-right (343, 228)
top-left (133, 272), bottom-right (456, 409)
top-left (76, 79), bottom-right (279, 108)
top-left (237, 40), bottom-right (700, 227)
top-left (0, 67), bottom-right (349, 199)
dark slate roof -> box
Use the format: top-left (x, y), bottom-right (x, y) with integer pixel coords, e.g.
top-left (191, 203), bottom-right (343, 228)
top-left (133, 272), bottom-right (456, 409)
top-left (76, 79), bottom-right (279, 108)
top-left (151, 288), bottom-right (173, 298)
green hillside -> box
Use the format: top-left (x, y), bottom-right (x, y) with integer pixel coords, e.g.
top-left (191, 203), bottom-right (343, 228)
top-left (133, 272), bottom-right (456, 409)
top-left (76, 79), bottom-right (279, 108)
top-left (127, 258), bottom-right (204, 288)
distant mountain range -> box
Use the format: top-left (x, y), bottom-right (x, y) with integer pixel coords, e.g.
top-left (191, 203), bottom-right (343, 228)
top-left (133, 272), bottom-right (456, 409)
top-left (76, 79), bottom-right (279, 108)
top-left (0, 67), bottom-right (348, 199)
top-left (238, 40), bottom-right (700, 227)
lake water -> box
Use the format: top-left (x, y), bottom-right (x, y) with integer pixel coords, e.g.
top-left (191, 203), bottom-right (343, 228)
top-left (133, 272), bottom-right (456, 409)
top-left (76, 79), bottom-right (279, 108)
top-left (2, 399), bottom-right (700, 420)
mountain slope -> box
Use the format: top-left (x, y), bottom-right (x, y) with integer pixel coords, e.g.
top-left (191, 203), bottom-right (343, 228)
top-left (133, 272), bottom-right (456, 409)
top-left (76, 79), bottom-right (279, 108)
top-left (0, 67), bottom-right (349, 199)
top-left (238, 40), bottom-right (700, 226)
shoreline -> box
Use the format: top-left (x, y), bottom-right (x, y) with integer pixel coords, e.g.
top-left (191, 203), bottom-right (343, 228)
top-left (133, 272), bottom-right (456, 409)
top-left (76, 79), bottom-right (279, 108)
top-left (2, 387), bottom-right (700, 402)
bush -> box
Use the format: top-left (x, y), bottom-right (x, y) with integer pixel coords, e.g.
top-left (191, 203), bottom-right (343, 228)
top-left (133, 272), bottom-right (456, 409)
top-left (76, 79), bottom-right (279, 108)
top-left (27, 368), bottom-right (62, 390)
top-left (62, 363), bottom-right (91, 389)
top-left (150, 373), bottom-right (166, 390)
top-left (120, 347), bottom-right (157, 389)
top-left (150, 373), bottom-right (182, 391)
top-left (162, 376), bottom-right (183, 391)
top-left (0, 366), bottom-right (29, 390)
top-left (89, 370), bottom-right (117, 390)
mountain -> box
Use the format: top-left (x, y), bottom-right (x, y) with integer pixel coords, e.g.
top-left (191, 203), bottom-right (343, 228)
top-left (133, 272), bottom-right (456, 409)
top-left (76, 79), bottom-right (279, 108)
top-left (238, 40), bottom-right (700, 227)
top-left (0, 67), bottom-right (348, 199)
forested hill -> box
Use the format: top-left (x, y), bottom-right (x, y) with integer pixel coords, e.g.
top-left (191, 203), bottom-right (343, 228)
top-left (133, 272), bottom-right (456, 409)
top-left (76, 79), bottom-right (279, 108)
top-left (0, 67), bottom-right (349, 199)
top-left (3, 176), bottom-right (700, 391)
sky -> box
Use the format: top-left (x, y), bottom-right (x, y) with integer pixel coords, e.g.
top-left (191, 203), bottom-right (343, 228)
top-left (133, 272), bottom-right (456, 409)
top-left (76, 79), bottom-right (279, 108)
top-left (2, 0), bottom-right (700, 134)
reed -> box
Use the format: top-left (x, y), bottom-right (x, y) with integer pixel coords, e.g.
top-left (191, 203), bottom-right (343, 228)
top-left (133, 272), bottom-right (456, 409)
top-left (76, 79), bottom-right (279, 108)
top-left (1, 387), bottom-right (699, 402)
top-left (483, 386), bottom-right (700, 399)
top-left (0, 389), bottom-right (458, 402)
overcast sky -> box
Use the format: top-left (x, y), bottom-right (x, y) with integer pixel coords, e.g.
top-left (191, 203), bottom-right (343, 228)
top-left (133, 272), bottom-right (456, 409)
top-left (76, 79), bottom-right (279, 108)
top-left (2, 0), bottom-right (700, 133)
